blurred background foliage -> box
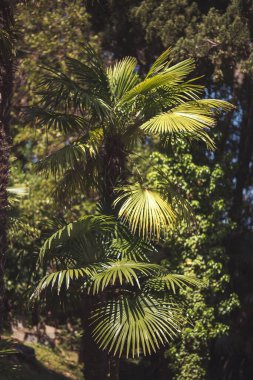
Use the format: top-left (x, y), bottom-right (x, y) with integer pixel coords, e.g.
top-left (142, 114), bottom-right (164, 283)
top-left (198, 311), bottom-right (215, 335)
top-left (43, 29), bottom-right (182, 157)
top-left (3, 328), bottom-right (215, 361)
top-left (3, 0), bottom-right (253, 379)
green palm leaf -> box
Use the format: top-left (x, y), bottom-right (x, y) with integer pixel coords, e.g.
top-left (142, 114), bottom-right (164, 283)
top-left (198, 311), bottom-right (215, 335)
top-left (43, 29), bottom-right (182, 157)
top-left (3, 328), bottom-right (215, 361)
top-left (36, 137), bottom-right (100, 177)
top-left (91, 295), bottom-right (184, 358)
top-left (108, 236), bottom-right (155, 261)
top-left (140, 99), bottom-right (233, 149)
top-left (120, 58), bottom-right (195, 104)
top-left (66, 53), bottom-right (109, 100)
top-left (27, 106), bottom-right (88, 134)
top-left (90, 260), bottom-right (161, 294)
top-left (114, 184), bottom-right (176, 240)
top-left (32, 267), bottom-right (94, 298)
top-left (145, 274), bottom-right (205, 293)
top-left (37, 68), bottom-right (111, 118)
top-left (146, 47), bottom-right (172, 77)
top-left (140, 104), bottom-right (215, 149)
top-left (40, 215), bottom-right (115, 263)
top-left (107, 57), bottom-right (139, 100)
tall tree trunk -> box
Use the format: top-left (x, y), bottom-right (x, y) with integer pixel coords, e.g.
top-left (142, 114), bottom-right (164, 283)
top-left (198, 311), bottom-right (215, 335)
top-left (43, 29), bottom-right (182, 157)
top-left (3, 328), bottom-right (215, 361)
top-left (0, 1), bottom-right (14, 331)
top-left (80, 295), bottom-right (119, 380)
top-left (230, 79), bottom-right (253, 225)
top-left (79, 136), bottom-right (125, 379)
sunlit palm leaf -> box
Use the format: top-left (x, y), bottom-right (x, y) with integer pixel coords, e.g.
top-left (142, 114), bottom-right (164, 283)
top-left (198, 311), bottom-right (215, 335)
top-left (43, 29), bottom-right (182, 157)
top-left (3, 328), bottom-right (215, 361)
top-left (193, 99), bottom-right (235, 112)
top-left (107, 57), bottom-right (139, 100)
top-left (146, 47), bottom-right (172, 77)
top-left (114, 184), bottom-right (176, 241)
top-left (121, 57), bottom-right (195, 102)
top-left (140, 102), bottom-right (218, 149)
top-left (32, 267), bottom-right (94, 298)
top-left (90, 260), bottom-right (161, 294)
top-left (91, 295), bottom-right (184, 358)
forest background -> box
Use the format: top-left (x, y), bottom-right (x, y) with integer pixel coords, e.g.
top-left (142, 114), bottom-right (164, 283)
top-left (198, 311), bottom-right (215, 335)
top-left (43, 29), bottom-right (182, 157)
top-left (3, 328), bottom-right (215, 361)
top-left (1, 1), bottom-right (253, 379)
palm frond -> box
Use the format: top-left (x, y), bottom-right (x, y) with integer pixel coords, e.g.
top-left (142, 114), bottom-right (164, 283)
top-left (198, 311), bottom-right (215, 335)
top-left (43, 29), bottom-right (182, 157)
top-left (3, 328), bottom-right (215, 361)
top-left (163, 58), bottom-right (195, 77)
top-left (108, 236), bottom-right (155, 261)
top-left (113, 184), bottom-right (176, 241)
top-left (91, 295), bottom-right (184, 358)
top-left (40, 215), bottom-right (115, 264)
top-left (146, 47), bottom-right (172, 77)
top-left (27, 106), bottom-right (88, 134)
top-left (52, 167), bottom-right (89, 203)
top-left (66, 54), bottom-right (110, 101)
top-left (37, 68), bottom-right (111, 118)
top-left (153, 177), bottom-right (195, 226)
top-left (191, 98), bottom-right (235, 112)
top-left (107, 57), bottom-right (139, 100)
top-left (144, 274), bottom-right (205, 293)
top-left (140, 102), bottom-right (218, 149)
top-left (90, 260), bottom-right (161, 294)
top-left (36, 138), bottom-right (99, 177)
top-left (32, 267), bottom-right (94, 298)
top-left (79, 44), bottom-right (109, 88)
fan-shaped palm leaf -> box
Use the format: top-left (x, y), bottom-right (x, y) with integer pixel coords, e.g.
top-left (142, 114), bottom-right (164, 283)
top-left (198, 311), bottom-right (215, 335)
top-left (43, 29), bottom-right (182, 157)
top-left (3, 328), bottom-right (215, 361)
top-left (140, 99), bottom-right (233, 149)
top-left (40, 215), bottom-right (115, 263)
top-left (120, 58), bottom-right (195, 104)
top-left (91, 295), bottom-right (184, 358)
top-left (37, 68), bottom-right (111, 118)
top-left (114, 184), bottom-right (176, 240)
top-left (140, 105), bottom-right (216, 149)
top-left (36, 136), bottom-right (100, 177)
top-left (32, 267), bottom-right (94, 298)
top-left (90, 260), bottom-right (161, 294)
top-left (27, 106), bottom-right (88, 134)
top-left (66, 54), bottom-right (109, 101)
top-left (107, 57), bottom-right (139, 100)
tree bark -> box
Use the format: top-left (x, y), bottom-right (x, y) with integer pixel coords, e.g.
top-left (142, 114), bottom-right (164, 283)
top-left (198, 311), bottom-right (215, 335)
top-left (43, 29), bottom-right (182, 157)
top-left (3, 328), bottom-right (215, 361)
top-left (230, 79), bottom-right (253, 225)
top-left (0, 1), bottom-right (14, 331)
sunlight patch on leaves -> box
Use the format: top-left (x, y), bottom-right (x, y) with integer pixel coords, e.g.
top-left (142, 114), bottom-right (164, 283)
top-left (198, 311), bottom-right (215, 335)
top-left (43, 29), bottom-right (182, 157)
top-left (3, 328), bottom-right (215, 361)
top-left (90, 260), bottom-right (161, 294)
top-left (114, 184), bottom-right (176, 241)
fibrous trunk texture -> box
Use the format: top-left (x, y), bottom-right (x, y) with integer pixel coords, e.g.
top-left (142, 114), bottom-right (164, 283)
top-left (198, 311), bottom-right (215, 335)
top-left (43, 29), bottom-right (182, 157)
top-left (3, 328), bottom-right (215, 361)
top-left (0, 1), bottom-right (14, 331)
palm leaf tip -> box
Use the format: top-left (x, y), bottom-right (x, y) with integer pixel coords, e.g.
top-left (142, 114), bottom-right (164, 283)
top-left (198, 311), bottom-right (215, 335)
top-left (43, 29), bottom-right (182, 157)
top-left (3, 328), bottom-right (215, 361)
top-left (145, 274), bottom-right (205, 293)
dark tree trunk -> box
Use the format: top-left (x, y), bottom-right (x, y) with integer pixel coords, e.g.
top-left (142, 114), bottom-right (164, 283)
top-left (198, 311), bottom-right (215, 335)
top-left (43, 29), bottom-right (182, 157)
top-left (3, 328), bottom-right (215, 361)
top-left (0, 1), bottom-right (14, 331)
top-left (79, 135), bottom-right (126, 379)
top-left (80, 295), bottom-right (119, 380)
top-left (230, 79), bottom-right (253, 225)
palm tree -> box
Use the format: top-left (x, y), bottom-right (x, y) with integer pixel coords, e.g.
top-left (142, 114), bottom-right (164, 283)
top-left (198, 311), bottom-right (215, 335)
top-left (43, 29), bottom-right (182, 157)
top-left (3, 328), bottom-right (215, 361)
top-left (29, 46), bottom-right (233, 380)
top-left (0, 0), bottom-right (15, 332)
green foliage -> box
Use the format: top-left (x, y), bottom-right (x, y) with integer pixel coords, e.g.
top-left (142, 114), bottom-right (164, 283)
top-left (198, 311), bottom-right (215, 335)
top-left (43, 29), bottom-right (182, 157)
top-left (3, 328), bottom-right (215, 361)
top-left (27, 46), bottom-right (232, 363)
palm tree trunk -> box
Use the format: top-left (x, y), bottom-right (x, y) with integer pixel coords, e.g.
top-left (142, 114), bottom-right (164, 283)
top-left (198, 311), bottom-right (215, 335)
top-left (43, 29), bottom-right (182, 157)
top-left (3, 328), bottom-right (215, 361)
top-left (80, 295), bottom-right (119, 380)
top-left (0, 1), bottom-right (14, 331)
